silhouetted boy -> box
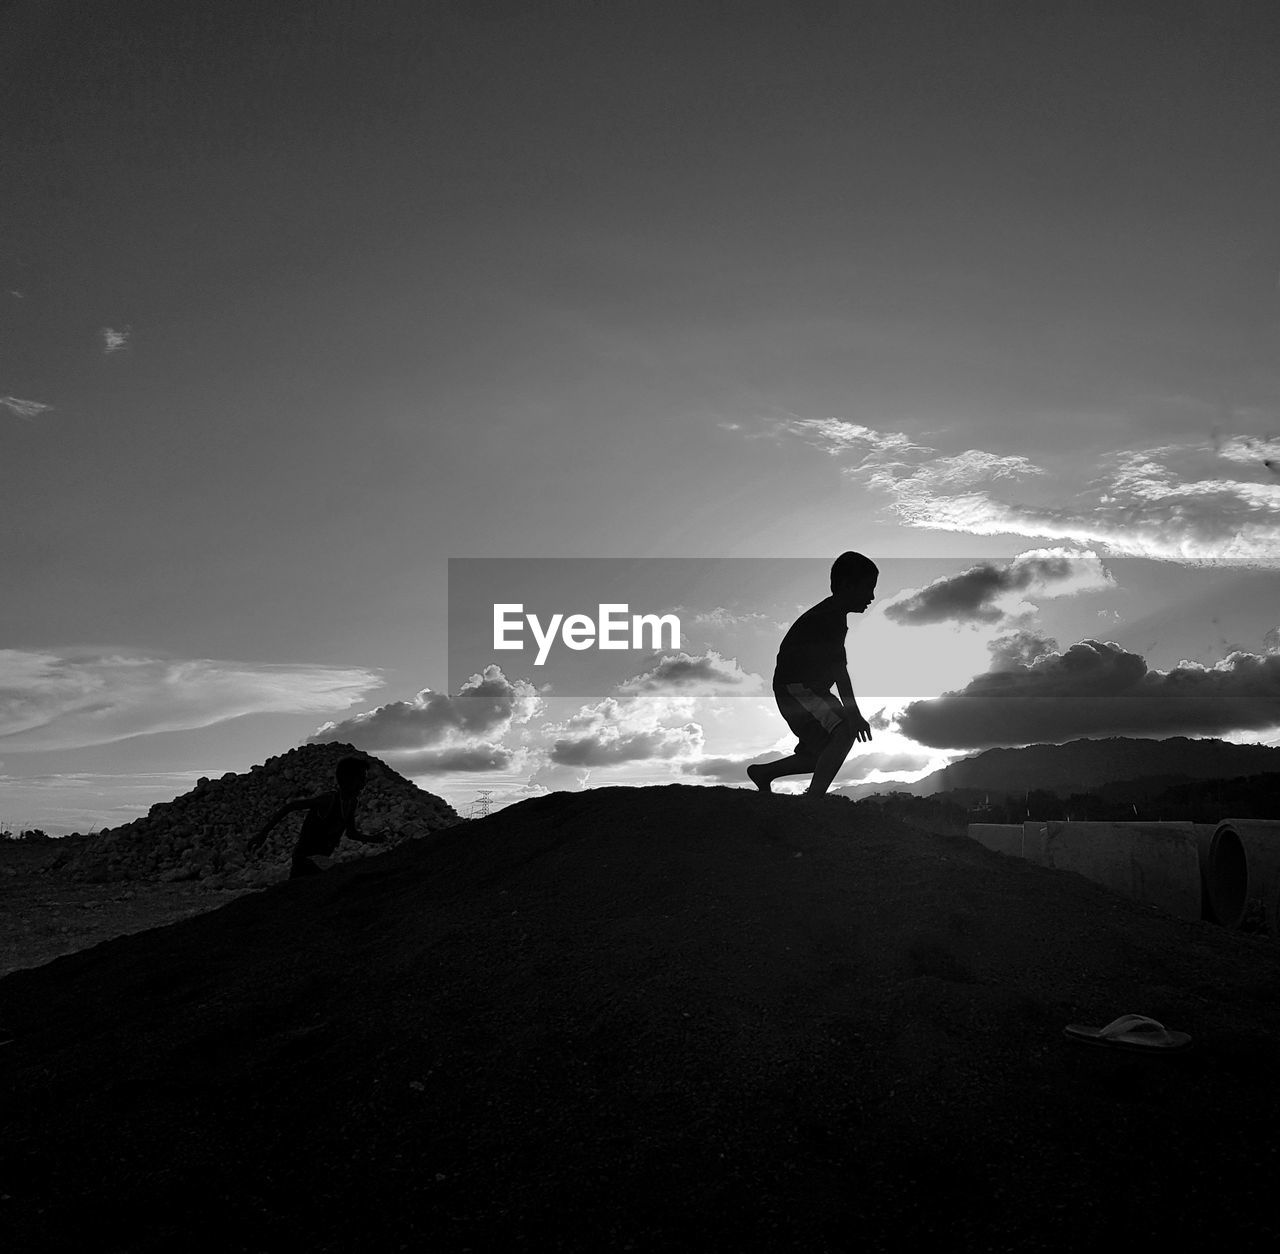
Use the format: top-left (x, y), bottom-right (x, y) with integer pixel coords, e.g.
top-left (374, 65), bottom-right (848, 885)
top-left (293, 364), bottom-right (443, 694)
top-left (247, 755), bottom-right (384, 878)
top-left (748, 551), bottom-right (877, 796)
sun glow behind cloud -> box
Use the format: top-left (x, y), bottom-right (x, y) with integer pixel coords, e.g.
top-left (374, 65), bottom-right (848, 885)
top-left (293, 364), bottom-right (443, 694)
top-left (321, 544), bottom-right (1280, 802)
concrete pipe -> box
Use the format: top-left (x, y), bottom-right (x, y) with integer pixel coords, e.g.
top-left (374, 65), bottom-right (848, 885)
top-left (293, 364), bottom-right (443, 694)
top-left (1042, 821), bottom-right (1201, 923)
top-left (1206, 819), bottom-right (1280, 934)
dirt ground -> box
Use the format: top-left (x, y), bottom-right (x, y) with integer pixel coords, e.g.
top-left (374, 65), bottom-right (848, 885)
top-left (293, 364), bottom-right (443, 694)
top-left (3, 789), bottom-right (1280, 1252)
top-left (0, 838), bottom-right (258, 981)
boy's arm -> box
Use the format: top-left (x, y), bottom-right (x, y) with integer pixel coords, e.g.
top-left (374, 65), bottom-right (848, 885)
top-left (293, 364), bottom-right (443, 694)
top-left (834, 669), bottom-right (872, 739)
top-left (246, 796), bottom-right (317, 849)
top-left (340, 793), bottom-right (385, 844)
top-left (834, 665), bottom-right (857, 710)
top-left (340, 791), bottom-right (359, 841)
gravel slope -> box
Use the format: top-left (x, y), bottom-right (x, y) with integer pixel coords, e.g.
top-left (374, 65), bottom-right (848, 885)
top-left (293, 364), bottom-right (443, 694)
top-left (3, 785), bottom-right (1279, 1252)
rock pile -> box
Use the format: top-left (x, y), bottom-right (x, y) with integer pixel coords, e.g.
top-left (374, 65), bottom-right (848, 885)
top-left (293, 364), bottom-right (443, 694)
top-left (50, 742), bottom-right (462, 887)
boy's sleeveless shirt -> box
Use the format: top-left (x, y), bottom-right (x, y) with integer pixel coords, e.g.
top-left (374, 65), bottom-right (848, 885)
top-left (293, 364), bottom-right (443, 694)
top-left (773, 597), bottom-right (847, 690)
top-left (303, 790), bottom-right (346, 855)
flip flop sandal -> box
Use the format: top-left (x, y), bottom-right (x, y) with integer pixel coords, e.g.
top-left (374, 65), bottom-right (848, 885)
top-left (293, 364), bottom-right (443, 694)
top-left (1064, 1013), bottom-right (1191, 1051)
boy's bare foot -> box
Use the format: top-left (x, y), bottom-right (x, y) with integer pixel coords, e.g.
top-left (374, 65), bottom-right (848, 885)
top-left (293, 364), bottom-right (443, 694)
top-left (289, 857), bottom-right (322, 879)
top-left (747, 764), bottom-right (771, 793)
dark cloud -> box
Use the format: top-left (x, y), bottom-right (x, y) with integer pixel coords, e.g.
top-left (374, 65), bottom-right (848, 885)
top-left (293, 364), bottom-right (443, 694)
top-left (617, 650), bottom-right (763, 695)
top-left (307, 665), bottom-right (540, 750)
top-left (881, 550), bottom-right (1111, 626)
top-left (679, 755), bottom-right (770, 782)
top-left (896, 640), bottom-right (1280, 749)
top-left (549, 724), bottom-right (702, 767)
top-left (391, 744), bottom-right (515, 774)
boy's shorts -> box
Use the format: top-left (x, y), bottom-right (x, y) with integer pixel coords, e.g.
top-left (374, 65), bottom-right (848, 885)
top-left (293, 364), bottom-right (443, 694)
top-left (774, 683), bottom-right (845, 761)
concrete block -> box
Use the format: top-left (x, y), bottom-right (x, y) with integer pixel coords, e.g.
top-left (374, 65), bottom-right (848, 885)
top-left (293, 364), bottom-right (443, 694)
top-left (1043, 821), bottom-right (1202, 922)
top-left (967, 824), bottom-right (1024, 857)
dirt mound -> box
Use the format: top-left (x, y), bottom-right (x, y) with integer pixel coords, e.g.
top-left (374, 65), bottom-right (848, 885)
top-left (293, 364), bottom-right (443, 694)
top-left (4, 785), bottom-right (1280, 1251)
top-left (49, 741), bottom-right (461, 886)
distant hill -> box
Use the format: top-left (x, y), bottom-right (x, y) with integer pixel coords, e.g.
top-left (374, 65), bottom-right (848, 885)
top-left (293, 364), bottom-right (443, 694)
top-left (842, 736), bottom-right (1280, 802)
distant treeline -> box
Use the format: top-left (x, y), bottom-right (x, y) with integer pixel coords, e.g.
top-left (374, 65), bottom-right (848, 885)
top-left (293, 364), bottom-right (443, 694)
top-left (852, 793), bottom-right (970, 834)
top-left (860, 771), bottom-right (1280, 828)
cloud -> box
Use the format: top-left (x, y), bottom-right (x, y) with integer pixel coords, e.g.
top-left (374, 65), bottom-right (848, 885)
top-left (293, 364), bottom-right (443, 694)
top-left (308, 665), bottom-right (542, 751)
top-left (895, 638), bottom-right (1280, 749)
top-left (986, 629), bottom-right (1061, 671)
top-left (681, 747), bottom-right (932, 784)
top-left (541, 651), bottom-right (765, 766)
top-left (101, 326), bottom-right (131, 354)
top-left (544, 694), bottom-right (705, 766)
top-left (1, 395), bottom-right (52, 420)
top-left (783, 418), bottom-right (935, 462)
top-left (681, 607), bottom-right (788, 633)
top-left (615, 650), bottom-right (765, 697)
top-left (1216, 433), bottom-right (1280, 466)
top-left (771, 418), bottom-right (1280, 566)
top-left (392, 743), bottom-right (520, 774)
top-left (0, 649), bottom-right (380, 751)
top-left (549, 723), bottom-right (704, 766)
top-left (679, 754), bottom-right (772, 782)
top-left (525, 757), bottom-right (593, 794)
top-left (881, 549), bottom-right (1116, 626)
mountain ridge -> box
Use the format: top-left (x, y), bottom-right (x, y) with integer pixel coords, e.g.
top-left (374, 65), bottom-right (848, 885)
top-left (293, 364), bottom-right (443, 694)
top-left (841, 736), bottom-right (1280, 801)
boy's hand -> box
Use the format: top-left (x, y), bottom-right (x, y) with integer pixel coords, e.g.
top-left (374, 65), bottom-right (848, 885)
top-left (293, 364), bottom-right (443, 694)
top-left (843, 709), bottom-right (872, 742)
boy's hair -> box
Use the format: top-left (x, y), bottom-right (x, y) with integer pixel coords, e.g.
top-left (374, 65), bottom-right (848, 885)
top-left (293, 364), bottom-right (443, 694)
top-left (831, 550), bottom-right (878, 592)
top-left (335, 756), bottom-right (370, 789)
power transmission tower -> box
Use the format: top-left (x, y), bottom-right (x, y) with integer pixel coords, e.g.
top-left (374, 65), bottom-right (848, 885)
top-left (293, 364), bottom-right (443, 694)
top-left (469, 790), bottom-right (494, 820)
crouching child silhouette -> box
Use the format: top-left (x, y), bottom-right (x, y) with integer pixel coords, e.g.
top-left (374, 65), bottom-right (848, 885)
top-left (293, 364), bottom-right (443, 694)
top-left (246, 755), bottom-right (385, 878)
top-left (748, 551), bottom-right (877, 796)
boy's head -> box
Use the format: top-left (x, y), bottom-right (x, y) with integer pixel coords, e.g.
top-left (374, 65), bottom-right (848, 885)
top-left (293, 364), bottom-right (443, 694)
top-left (830, 550), bottom-right (878, 611)
top-left (335, 755), bottom-right (370, 794)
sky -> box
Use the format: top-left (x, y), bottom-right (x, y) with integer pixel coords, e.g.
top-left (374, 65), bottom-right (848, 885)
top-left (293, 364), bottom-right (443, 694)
top-left (3, 0), bottom-right (1280, 833)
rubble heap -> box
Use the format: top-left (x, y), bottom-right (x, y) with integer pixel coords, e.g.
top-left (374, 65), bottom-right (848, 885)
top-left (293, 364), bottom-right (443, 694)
top-left (51, 742), bottom-right (462, 887)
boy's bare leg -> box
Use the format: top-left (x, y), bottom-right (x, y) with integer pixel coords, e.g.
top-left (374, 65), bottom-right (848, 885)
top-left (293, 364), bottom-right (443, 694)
top-left (748, 755), bottom-right (815, 791)
top-left (806, 723), bottom-right (856, 796)
top-left (289, 835), bottom-right (323, 878)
